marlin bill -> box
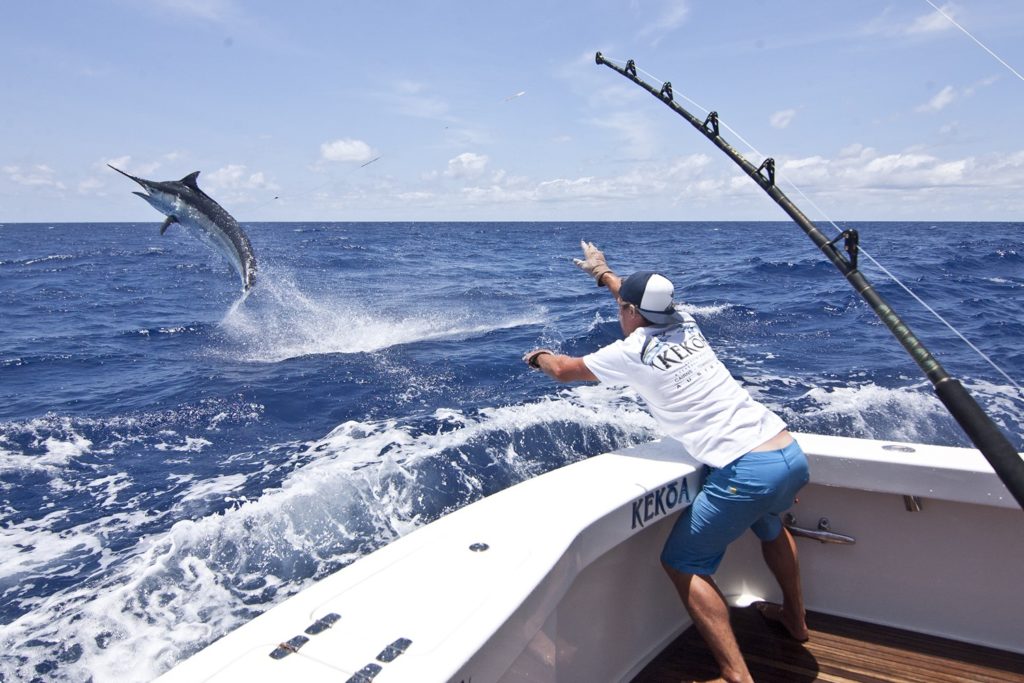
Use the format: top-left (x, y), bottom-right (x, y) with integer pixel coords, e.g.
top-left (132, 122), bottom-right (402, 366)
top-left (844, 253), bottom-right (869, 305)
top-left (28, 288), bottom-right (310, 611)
top-left (109, 165), bottom-right (257, 292)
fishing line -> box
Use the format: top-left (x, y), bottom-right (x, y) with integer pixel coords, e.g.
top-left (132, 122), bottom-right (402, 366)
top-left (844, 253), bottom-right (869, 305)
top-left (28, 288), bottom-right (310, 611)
top-left (600, 54), bottom-right (1023, 397)
top-left (779, 180), bottom-right (1024, 397)
top-left (922, 0), bottom-right (1024, 83)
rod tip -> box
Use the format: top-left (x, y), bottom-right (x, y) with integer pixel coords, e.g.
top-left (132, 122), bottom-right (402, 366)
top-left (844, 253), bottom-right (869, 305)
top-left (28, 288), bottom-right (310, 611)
top-left (595, 51), bottom-right (604, 64)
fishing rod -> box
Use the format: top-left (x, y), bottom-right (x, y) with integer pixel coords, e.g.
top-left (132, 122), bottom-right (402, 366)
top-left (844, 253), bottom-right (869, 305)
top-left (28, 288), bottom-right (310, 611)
top-left (594, 52), bottom-right (1024, 511)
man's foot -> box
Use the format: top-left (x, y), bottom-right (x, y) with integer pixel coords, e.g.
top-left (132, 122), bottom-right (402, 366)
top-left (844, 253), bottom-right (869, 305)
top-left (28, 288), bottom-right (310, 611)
top-left (753, 601), bottom-right (809, 642)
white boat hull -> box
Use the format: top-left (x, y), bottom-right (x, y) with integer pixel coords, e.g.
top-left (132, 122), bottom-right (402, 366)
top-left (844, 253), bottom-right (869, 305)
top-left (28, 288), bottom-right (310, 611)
top-left (156, 433), bottom-right (1023, 682)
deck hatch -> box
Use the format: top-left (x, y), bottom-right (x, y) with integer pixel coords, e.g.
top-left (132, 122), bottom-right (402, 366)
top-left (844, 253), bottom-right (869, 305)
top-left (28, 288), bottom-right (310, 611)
top-left (268, 635), bottom-right (309, 659)
top-left (376, 637), bottom-right (412, 662)
top-left (304, 612), bottom-right (341, 635)
top-left (345, 663), bottom-right (383, 682)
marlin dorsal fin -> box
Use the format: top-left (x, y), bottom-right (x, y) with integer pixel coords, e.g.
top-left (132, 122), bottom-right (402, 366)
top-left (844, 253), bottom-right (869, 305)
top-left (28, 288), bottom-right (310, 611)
top-left (179, 171), bottom-right (201, 189)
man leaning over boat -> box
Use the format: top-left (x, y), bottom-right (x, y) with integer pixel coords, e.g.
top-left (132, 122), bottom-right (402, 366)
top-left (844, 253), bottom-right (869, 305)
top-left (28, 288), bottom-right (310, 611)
top-left (523, 241), bottom-right (810, 683)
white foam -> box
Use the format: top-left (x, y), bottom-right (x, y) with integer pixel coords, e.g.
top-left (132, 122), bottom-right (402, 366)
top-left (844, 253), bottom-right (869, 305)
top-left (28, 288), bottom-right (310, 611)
top-left (154, 436), bottom-right (212, 452)
top-left (796, 382), bottom-right (947, 442)
top-left (87, 472), bottom-right (134, 508)
top-left (0, 417), bottom-right (93, 473)
top-left (177, 474), bottom-right (247, 503)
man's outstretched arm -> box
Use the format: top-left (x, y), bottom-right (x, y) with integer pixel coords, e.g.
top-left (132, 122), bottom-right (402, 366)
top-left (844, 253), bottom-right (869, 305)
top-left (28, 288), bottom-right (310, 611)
top-left (523, 349), bottom-right (598, 383)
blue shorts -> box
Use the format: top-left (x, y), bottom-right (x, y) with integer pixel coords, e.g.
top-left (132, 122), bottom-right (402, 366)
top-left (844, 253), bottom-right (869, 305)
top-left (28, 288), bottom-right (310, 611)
top-left (661, 440), bottom-right (809, 576)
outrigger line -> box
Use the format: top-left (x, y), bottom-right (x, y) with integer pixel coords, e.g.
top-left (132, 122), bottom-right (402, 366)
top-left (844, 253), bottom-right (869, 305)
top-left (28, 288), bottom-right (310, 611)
top-left (922, 0), bottom-right (1024, 84)
top-left (594, 52), bottom-right (1024, 511)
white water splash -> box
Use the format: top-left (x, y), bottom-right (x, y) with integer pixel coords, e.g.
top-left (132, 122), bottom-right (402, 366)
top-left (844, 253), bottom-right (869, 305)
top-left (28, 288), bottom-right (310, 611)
top-left (797, 382), bottom-right (946, 442)
top-left (219, 269), bottom-right (547, 362)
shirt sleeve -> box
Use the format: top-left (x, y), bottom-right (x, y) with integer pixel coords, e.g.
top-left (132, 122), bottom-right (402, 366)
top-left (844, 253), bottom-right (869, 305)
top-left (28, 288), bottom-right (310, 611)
top-left (582, 339), bottom-right (634, 386)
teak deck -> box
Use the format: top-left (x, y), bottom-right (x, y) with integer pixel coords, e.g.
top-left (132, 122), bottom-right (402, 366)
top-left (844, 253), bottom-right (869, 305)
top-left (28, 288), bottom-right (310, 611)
top-left (633, 606), bottom-right (1024, 683)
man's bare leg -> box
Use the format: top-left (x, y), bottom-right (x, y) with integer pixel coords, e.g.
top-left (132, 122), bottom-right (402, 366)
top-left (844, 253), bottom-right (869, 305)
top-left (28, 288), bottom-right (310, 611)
top-left (663, 565), bottom-right (753, 683)
top-left (759, 527), bottom-right (809, 641)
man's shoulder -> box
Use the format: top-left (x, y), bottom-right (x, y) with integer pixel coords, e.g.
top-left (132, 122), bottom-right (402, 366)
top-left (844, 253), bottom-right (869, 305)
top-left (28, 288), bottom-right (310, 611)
top-left (638, 319), bottom-right (689, 340)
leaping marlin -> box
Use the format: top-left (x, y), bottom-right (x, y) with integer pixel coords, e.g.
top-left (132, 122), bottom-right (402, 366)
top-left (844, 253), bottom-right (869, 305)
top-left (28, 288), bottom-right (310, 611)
top-left (109, 165), bottom-right (257, 292)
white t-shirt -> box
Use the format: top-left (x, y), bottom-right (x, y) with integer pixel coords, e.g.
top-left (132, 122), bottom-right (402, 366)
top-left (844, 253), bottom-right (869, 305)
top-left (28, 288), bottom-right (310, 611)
top-left (583, 314), bottom-right (786, 468)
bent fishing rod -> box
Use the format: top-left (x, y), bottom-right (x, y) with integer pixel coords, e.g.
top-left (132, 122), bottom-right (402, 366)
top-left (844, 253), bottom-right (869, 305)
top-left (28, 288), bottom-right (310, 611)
top-left (595, 52), bottom-right (1024, 511)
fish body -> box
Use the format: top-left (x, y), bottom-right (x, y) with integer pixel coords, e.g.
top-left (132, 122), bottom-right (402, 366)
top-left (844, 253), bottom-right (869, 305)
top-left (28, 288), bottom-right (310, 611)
top-left (109, 165), bottom-right (257, 291)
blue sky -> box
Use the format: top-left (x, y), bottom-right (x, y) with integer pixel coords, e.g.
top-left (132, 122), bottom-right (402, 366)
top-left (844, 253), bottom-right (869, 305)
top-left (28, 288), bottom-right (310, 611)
top-left (2, 1), bottom-right (1023, 222)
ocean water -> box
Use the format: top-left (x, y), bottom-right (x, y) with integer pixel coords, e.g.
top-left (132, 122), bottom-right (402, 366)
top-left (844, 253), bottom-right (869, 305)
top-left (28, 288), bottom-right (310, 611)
top-left (1, 221), bottom-right (1021, 681)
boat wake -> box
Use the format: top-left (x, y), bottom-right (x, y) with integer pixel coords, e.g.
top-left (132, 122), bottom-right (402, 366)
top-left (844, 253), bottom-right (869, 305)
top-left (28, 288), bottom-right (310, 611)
top-left (0, 385), bottom-right (656, 682)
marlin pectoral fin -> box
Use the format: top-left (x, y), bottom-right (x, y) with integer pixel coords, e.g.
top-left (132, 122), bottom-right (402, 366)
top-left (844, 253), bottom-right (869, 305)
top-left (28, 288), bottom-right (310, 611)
top-left (159, 215), bottom-right (179, 235)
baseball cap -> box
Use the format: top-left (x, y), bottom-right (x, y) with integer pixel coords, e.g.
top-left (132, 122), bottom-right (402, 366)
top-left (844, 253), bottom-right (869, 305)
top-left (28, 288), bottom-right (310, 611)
top-left (619, 271), bottom-right (686, 325)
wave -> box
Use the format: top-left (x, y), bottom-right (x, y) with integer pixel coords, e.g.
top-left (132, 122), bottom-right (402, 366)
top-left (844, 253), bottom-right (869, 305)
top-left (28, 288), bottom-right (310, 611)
top-left (0, 400), bottom-right (261, 474)
top-left (0, 254), bottom-right (75, 268)
top-left (0, 415), bottom-right (95, 472)
top-left (783, 380), bottom-right (959, 444)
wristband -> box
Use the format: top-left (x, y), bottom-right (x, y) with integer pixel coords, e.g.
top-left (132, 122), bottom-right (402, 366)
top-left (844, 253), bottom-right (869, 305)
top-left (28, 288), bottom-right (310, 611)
top-left (528, 351), bottom-right (551, 368)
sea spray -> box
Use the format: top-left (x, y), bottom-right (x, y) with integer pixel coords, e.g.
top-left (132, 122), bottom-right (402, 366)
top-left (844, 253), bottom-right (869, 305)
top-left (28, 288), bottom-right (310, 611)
top-left (218, 264), bottom-right (547, 362)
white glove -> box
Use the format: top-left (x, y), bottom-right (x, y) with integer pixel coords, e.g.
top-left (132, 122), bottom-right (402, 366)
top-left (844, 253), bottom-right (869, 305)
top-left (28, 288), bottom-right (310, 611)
top-left (573, 240), bottom-right (613, 287)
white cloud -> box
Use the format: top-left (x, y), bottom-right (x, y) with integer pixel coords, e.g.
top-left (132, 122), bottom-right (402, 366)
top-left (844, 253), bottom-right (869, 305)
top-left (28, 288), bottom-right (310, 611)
top-left (320, 139), bottom-right (377, 163)
top-left (637, 1), bottom-right (690, 46)
top-left (839, 143), bottom-right (870, 159)
top-left (534, 177), bottom-right (605, 200)
top-left (860, 8), bottom-right (900, 37)
top-left (861, 3), bottom-right (956, 38)
top-left (444, 152), bottom-right (489, 179)
top-left (385, 80), bottom-right (452, 121)
top-left (907, 3), bottom-right (957, 34)
top-left (206, 164), bottom-right (275, 189)
top-left (916, 77), bottom-right (995, 114)
top-left (152, 0), bottom-right (238, 23)
top-left (775, 147), bottom-right (980, 191)
top-left (281, 145), bottom-right (1024, 220)
top-left (102, 155), bottom-right (161, 177)
top-left (770, 109), bottom-right (797, 129)
top-left (202, 164), bottom-right (278, 204)
top-left (779, 156), bottom-right (831, 185)
top-left (917, 85), bottom-right (957, 112)
top-left (3, 164), bottom-right (66, 190)
top-left (396, 191), bottom-right (435, 203)
top-left (77, 177), bottom-right (104, 195)
top-left (964, 75), bottom-right (999, 96)
top-left (588, 110), bottom-right (661, 160)
top-left (446, 153), bottom-right (716, 208)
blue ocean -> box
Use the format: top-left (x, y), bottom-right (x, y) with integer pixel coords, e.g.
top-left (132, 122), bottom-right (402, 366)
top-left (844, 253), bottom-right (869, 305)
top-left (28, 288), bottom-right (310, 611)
top-left (1, 221), bottom-right (1021, 681)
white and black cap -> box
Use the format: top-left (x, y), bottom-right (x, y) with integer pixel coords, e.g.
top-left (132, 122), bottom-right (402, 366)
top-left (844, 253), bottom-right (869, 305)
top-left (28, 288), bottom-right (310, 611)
top-left (619, 271), bottom-right (686, 325)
